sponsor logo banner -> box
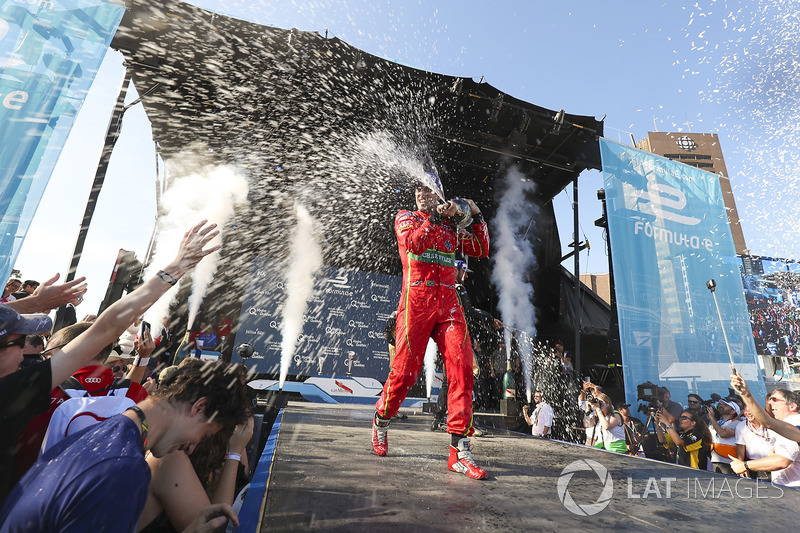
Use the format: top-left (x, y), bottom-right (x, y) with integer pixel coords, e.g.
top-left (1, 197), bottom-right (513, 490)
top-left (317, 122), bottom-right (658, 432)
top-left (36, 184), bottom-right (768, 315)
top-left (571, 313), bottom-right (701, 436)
top-left (233, 257), bottom-right (401, 380)
top-left (0, 0), bottom-right (125, 281)
top-left (600, 139), bottom-right (766, 404)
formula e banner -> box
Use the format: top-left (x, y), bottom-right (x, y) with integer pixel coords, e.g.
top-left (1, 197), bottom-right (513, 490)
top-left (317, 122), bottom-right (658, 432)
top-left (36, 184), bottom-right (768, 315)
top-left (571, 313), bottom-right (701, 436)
top-left (0, 0), bottom-right (124, 281)
top-left (232, 257), bottom-right (401, 380)
top-left (600, 139), bottom-right (766, 406)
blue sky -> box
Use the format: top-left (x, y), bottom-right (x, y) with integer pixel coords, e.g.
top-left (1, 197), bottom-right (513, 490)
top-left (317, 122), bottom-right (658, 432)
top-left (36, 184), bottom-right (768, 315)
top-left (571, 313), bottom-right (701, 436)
top-left (14, 0), bottom-right (798, 314)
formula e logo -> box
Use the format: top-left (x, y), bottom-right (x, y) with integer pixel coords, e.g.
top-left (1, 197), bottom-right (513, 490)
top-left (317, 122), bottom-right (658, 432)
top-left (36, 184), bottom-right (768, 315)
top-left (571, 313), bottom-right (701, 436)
top-left (84, 377), bottom-right (102, 384)
top-left (625, 182), bottom-right (701, 226)
top-left (323, 273), bottom-right (352, 289)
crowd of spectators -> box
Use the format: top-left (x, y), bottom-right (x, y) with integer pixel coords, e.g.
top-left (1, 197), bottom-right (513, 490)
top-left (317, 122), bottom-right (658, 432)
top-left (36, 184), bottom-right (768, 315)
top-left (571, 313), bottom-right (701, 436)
top-left (748, 300), bottom-right (800, 356)
top-left (0, 221), bottom-right (258, 531)
top-left (532, 366), bottom-right (800, 489)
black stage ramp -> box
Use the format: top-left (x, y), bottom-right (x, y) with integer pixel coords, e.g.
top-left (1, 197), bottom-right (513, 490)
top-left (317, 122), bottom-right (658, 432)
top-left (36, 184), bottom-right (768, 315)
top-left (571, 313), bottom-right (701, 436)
top-left (259, 403), bottom-right (799, 532)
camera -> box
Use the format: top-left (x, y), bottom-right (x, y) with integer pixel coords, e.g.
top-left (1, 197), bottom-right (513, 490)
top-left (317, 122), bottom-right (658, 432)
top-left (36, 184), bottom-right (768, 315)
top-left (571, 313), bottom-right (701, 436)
top-left (637, 381), bottom-right (660, 404)
top-left (700, 393), bottom-right (722, 407)
top-left (237, 343), bottom-right (254, 359)
top-left (636, 381), bottom-right (661, 417)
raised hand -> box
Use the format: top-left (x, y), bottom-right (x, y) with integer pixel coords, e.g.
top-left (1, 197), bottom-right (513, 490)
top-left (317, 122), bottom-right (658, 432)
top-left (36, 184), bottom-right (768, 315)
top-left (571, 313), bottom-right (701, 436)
top-left (164, 220), bottom-right (221, 279)
top-left (6, 273), bottom-right (87, 314)
top-left (228, 416), bottom-right (255, 455)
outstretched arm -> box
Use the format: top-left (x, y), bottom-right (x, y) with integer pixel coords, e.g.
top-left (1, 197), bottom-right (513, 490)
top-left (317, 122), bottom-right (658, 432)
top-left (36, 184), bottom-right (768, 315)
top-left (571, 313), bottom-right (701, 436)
top-left (731, 369), bottom-right (800, 443)
top-left (5, 274), bottom-right (87, 314)
top-left (49, 221), bottom-right (220, 389)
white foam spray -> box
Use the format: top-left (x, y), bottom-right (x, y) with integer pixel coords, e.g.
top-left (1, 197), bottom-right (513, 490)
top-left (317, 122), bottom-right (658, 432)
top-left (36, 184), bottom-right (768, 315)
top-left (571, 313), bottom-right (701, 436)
top-left (279, 203), bottom-right (323, 389)
top-left (144, 157), bottom-right (248, 330)
top-left (491, 166), bottom-right (539, 403)
top-left (424, 337), bottom-right (438, 399)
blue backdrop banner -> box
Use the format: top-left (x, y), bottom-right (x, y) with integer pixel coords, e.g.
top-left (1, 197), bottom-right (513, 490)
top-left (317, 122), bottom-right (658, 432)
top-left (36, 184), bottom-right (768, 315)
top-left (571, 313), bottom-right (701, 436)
top-left (600, 138), bottom-right (766, 407)
top-left (0, 0), bottom-right (124, 281)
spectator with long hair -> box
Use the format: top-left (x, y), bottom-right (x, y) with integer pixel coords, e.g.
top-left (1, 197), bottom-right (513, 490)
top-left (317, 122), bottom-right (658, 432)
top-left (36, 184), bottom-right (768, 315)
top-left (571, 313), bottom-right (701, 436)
top-left (588, 392), bottom-right (627, 454)
top-left (655, 408), bottom-right (711, 469)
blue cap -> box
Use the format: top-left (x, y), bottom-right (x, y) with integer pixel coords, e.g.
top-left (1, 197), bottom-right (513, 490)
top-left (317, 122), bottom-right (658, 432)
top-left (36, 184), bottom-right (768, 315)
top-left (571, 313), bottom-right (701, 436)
top-left (0, 304), bottom-right (52, 338)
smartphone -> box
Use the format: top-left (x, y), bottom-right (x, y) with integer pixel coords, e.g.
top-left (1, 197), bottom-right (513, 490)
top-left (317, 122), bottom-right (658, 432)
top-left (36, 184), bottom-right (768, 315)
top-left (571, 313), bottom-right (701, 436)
top-left (140, 320), bottom-right (151, 337)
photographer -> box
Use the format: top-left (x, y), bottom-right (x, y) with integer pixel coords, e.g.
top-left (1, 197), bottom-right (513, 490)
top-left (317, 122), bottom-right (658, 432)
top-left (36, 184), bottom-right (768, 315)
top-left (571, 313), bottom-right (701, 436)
top-left (578, 380), bottom-right (602, 445)
top-left (686, 394), bottom-right (705, 417)
top-left (587, 393), bottom-right (627, 454)
top-left (707, 399), bottom-right (742, 474)
top-left (658, 387), bottom-right (683, 421)
top-left (655, 408), bottom-right (711, 470)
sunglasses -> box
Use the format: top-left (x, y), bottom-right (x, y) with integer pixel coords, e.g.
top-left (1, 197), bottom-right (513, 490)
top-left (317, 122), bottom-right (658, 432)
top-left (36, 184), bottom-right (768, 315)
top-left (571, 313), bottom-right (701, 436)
top-left (0, 335), bottom-right (27, 350)
top-left (111, 365), bottom-right (129, 374)
top-left (679, 416), bottom-right (692, 421)
top-left (687, 400), bottom-right (700, 404)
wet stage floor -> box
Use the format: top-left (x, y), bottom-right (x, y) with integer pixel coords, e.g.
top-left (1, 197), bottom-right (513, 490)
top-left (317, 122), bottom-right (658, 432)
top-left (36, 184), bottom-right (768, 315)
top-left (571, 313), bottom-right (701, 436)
top-left (256, 402), bottom-right (799, 532)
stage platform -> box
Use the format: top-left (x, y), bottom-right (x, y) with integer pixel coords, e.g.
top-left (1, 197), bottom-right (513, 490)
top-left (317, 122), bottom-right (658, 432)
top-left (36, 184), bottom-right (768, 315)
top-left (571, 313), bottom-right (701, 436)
top-left (248, 402), bottom-right (799, 532)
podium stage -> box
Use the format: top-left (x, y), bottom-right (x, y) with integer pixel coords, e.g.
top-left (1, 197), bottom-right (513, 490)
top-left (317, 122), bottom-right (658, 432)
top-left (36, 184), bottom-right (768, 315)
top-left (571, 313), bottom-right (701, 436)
top-left (243, 402), bottom-right (799, 532)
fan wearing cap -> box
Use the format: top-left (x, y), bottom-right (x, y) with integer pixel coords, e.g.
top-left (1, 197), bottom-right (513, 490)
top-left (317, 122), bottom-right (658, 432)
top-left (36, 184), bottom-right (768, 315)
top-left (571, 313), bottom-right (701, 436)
top-left (706, 398), bottom-right (742, 474)
top-left (372, 170), bottom-right (490, 479)
top-left (0, 308), bottom-right (54, 500)
top-left (618, 403), bottom-right (645, 455)
top-left (0, 308), bottom-right (52, 379)
top-left (105, 352), bottom-right (136, 380)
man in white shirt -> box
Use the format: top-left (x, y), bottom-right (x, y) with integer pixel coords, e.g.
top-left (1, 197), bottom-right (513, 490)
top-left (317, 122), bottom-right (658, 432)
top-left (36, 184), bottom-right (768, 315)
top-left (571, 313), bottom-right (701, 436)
top-left (730, 388), bottom-right (800, 486)
top-left (523, 390), bottom-right (553, 437)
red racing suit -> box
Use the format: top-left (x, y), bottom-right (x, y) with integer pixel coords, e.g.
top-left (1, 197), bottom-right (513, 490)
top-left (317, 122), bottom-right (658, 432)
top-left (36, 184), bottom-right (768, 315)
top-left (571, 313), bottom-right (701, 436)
top-left (376, 209), bottom-right (489, 436)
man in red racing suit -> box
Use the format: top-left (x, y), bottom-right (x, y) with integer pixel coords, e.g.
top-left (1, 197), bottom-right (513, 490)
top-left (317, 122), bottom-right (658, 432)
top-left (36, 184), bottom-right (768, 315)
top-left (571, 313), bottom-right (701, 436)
top-left (372, 178), bottom-right (490, 479)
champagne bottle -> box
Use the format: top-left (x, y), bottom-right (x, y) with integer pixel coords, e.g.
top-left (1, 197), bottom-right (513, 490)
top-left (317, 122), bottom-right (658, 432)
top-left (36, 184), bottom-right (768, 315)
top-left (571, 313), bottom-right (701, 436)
top-left (503, 359), bottom-right (515, 398)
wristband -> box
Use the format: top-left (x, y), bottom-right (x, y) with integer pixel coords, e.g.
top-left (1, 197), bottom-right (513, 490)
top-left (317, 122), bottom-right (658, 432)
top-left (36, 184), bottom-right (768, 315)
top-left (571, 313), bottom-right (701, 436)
top-left (472, 212), bottom-right (484, 224)
top-left (428, 212), bottom-right (442, 226)
top-left (225, 453), bottom-right (241, 462)
top-left (743, 461), bottom-right (749, 471)
top-left (133, 356), bottom-right (150, 367)
top-left (156, 270), bottom-right (178, 286)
